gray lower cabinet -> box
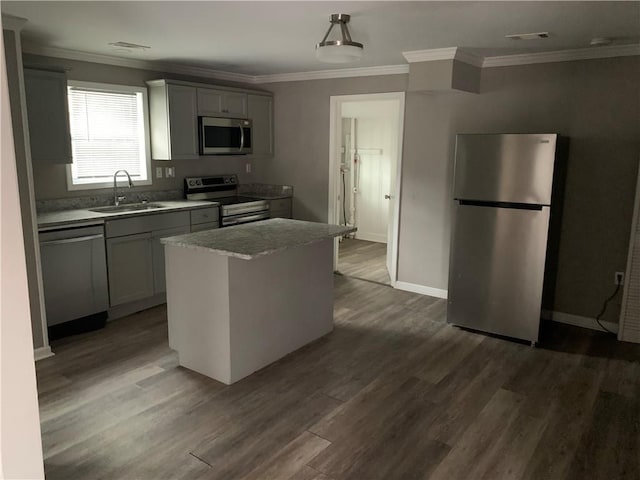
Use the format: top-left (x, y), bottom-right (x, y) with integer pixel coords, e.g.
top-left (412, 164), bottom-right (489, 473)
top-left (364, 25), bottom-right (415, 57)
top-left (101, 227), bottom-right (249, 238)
top-left (106, 232), bottom-right (154, 306)
top-left (269, 198), bottom-right (292, 219)
top-left (152, 226), bottom-right (190, 294)
top-left (105, 211), bottom-right (190, 307)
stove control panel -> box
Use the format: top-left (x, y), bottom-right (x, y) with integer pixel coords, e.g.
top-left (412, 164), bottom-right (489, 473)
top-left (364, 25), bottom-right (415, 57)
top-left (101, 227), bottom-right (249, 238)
top-left (184, 174), bottom-right (239, 199)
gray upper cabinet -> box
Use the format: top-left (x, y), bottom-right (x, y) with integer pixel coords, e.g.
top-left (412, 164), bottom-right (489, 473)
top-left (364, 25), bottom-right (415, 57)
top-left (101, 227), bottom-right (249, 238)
top-left (197, 88), bottom-right (247, 118)
top-left (23, 68), bottom-right (73, 164)
top-left (248, 94), bottom-right (274, 157)
top-left (147, 80), bottom-right (199, 160)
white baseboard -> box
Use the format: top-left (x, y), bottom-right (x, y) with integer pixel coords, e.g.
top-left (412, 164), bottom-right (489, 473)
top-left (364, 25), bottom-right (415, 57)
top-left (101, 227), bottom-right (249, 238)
top-left (34, 346), bottom-right (54, 361)
top-left (355, 232), bottom-right (387, 243)
top-left (395, 281), bottom-right (448, 299)
top-left (542, 309), bottom-right (619, 334)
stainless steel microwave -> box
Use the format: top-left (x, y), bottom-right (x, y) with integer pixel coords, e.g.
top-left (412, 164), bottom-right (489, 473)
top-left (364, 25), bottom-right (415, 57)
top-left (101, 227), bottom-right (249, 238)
top-left (199, 117), bottom-right (252, 155)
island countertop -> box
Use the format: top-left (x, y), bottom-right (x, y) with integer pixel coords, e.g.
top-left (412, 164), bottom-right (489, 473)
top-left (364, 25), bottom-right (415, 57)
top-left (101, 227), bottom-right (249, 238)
top-left (161, 218), bottom-right (356, 260)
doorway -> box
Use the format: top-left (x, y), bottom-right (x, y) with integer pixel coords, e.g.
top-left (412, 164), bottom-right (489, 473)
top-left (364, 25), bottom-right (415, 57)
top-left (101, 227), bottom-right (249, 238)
top-left (328, 93), bottom-right (405, 286)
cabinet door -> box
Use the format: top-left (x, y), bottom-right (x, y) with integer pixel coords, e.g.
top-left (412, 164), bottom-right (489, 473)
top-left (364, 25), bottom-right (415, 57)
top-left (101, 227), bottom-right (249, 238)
top-left (221, 92), bottom-right (248, 118)
top-left (269, 198), bottom-right (292, 219)
top-left (198, 88), bottom-right (247, 118)
top-left (152, 226), bottom-right (190, 294)
top-left (24, 68), bottom-right (73, 164)
top-left (248, 94), bottom-right (273, 156)
top-left (167, 84), bottom-right (199, 159)
top-left (106, 233), bottom-right (154, 306)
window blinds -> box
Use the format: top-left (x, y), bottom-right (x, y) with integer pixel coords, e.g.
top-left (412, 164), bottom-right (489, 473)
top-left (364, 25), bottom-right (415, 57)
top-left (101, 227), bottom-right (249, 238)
top-left (68, 87), bottom-right (147, 182)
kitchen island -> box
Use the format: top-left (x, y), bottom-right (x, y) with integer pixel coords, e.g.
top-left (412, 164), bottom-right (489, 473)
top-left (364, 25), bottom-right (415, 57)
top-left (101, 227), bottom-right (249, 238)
top-left (161, 218), bottom-right (355, 384)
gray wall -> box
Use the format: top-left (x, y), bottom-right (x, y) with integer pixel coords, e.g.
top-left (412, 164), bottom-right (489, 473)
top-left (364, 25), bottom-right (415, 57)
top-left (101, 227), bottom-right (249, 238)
top-left (258, 56), bottom-right (640, 324)
top-left (23, 53), bottom-right (271, 200)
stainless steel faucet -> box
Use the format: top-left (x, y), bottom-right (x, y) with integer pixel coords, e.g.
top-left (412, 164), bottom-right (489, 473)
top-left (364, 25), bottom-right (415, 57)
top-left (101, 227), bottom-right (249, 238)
top-left (113, 170), bottom-right (134, 206)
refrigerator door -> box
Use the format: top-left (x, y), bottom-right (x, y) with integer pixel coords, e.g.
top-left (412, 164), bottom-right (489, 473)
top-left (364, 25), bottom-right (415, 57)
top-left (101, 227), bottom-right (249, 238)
top-left (454, 134), bottom-right (557, 205)
top-left (447, 203), bottom-right (551, 342)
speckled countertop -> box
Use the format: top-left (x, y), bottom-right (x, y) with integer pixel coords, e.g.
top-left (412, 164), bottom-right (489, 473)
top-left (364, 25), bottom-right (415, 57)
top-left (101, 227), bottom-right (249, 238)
top-left (37, 200), bottom-right (217, 230)
top-left (161, 218), bottom-right (356, 260)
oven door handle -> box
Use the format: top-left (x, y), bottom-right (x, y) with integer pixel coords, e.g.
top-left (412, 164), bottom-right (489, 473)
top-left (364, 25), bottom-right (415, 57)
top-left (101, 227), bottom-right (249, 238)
top-left (223, 213), bottom-right (269, 226)
top-left (239, 125), bottom-right (244, 152)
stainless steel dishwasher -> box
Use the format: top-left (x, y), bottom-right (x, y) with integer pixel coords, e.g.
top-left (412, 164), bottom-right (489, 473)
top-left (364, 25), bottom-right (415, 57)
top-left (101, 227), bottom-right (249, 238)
top-left (39, 223), bottom-right (109, 339)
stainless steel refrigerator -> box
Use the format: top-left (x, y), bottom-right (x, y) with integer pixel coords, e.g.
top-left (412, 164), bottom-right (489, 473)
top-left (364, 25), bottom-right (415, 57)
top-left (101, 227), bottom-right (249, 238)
top-left (447, 134), bottom-right (566, 345)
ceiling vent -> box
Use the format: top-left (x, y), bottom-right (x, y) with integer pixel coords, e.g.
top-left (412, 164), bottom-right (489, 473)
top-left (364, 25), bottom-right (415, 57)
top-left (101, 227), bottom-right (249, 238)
top-left (505, 32), bottom-right (550, 41)
top-left (108, 41), bottom-right (151, 50)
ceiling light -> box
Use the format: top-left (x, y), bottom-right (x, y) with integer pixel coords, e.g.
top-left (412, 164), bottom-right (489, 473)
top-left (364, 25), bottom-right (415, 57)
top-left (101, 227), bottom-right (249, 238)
top-left (505, 32), bottom-right (550, 41)
top-left (315, 14), bottom-right (364, 64)
top-left (590, 37), bottom-right (612, 46)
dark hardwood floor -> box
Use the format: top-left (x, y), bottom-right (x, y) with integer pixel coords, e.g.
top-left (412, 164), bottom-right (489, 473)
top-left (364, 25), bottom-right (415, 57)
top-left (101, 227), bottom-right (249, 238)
top-left (36, 275), bottom-right (640, 480)
top-left (338, 238), bottom-right (390, 285)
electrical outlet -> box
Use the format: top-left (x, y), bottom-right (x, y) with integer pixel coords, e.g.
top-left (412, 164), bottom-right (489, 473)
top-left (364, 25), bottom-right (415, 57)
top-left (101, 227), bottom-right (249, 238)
top-left (155, 167), bottom-right (163, 178)
top-left (246, 163), bottom-right (252, 174)
top-left (165, 167), bottom-right (175, 178)
top-left (615, 271), bottom-right (624, 286)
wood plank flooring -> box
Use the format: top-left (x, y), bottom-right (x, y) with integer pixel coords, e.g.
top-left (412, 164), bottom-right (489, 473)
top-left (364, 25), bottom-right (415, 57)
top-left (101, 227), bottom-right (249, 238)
top-left (36, 275), bottom-right (640, 480)
top-left (338, 238), bottom-right (390, 285)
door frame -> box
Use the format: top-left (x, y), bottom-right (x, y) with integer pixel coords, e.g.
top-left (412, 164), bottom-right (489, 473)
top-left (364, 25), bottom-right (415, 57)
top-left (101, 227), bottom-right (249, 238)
top-left (328, 92), bottom-right (406, 286)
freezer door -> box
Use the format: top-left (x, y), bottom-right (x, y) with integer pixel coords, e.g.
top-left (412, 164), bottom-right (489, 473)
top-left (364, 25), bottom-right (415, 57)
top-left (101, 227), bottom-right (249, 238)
top-left (447, 203), bottom-right (551, 343)
top-left (454, 134), bottom-right (557, 205)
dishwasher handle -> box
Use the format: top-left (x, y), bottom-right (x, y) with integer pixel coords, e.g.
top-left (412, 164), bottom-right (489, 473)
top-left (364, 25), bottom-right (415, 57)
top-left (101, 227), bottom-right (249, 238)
top-left (40, 234), bottom-right (104, 246)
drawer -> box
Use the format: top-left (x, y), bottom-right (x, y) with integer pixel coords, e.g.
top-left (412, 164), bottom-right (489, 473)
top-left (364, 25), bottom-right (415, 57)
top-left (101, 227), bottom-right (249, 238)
top-left (190, 207), bottom-right (220, 225)
top-left (269, 198), bottom-right (291, 212)
top-left (191, 221), bottom-right (220, 233)
top-left (105, 211), bottom-right (190, 238)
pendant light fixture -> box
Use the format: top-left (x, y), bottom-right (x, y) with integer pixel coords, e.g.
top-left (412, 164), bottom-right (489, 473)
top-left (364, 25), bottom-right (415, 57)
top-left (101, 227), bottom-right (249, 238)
top-left (315, 14), bottom-right (364, 64)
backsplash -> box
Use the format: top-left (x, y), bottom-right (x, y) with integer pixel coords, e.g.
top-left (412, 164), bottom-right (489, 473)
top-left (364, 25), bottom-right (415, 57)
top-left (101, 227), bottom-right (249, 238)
top-left (36, 189), bottom-right (184, 213)
top-left (239, 183), bottom-right (293, 198)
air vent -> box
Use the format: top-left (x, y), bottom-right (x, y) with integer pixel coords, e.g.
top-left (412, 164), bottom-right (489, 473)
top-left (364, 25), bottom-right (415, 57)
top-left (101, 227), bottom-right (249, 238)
top-left (505, 32), bottom-right (550, 41)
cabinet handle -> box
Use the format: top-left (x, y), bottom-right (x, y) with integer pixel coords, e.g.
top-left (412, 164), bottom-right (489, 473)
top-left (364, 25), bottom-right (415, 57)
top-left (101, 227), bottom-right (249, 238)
top-left (40, 234), bottom-right (104, 246)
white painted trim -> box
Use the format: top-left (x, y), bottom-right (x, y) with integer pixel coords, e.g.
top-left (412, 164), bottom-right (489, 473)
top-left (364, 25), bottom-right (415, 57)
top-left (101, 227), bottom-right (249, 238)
top-left (402, 47), bottom-right (459, 63)
top-left (542, 309), bottom-right (619, 334)
top-left (402, 47), bottom-right (483, 68)
top-left (34, 346), bottom-right (54, 361)
top-left (22, 43), bottom-right (257, 84)
top-left (328, 92), bottom-right (405, 285)
top-left (20, 42), bottom-right (640, 85)
top-left (394, 281), bottom-right (448, 299)
top-left (1, 14), bottom-right (27, 31)
top-left (256, 64), bottom-right (409, 84)
top-left (482, 44), bottom-right (640, 68)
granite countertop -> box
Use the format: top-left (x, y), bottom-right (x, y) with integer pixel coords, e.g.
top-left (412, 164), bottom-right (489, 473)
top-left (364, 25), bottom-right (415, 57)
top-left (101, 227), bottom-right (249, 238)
top-left (37, 200), bottom-right (217, 230)
top-left (161, 218), bottom-right (356, 260)
top-left (242, 192), bottom-right (292, 200)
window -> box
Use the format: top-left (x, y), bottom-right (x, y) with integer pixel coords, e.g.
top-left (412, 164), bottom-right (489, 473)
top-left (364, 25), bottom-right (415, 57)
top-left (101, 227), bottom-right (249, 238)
top-left (66, 81), bottom-right (151, 190)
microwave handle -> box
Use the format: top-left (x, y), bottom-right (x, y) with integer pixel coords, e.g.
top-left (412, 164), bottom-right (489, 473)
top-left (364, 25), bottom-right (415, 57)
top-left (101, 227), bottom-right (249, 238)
top-left (239, 125), bottom-right (245, 152)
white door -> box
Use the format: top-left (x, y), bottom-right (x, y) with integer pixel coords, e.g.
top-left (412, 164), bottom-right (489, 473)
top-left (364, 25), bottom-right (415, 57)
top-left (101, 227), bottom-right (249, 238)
top-left (354, 148), bottom-right (390, 243)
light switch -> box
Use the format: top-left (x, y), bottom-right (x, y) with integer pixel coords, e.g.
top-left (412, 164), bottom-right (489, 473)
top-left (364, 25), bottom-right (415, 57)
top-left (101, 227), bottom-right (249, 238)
top-left (165, 167), bottom-right (175, 178)
top-left (246, 163), bottom-right (252, 173)
top-left (155, 167), bottom-right (163, 178)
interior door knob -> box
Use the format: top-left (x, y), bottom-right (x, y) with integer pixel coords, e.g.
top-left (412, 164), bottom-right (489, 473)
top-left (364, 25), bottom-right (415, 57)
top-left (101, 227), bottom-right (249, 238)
top-left (384, 194), bottom-right (391, 199)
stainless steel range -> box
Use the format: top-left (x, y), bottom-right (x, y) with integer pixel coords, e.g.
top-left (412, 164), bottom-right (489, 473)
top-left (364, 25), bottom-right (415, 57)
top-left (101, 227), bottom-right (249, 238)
top-left (184, 175), bottom-right (269, 227)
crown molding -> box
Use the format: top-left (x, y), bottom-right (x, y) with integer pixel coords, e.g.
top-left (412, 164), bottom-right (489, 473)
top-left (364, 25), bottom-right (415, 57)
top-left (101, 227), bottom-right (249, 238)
top-left (1, 14), bottom-right (28, 32)
top-left (255, 64), bottom-right (409, 84)
top-left (482, 43), bottom-right (640, 67)
top-left (402, 47), bottom-right (459, 63)
top-left (21, 43), bottom-right (258, 84)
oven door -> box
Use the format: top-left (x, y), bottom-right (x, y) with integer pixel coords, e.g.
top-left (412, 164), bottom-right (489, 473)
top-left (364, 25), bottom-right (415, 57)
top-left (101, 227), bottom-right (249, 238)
top-left (199, 117), bottom-right (253, 155)
top-left (222, 211), bottom-right (270, 227)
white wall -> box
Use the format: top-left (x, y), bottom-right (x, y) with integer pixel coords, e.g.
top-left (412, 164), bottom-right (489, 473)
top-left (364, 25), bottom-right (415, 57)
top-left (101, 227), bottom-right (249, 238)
top-left (0, 31), bottom-right (45, 480)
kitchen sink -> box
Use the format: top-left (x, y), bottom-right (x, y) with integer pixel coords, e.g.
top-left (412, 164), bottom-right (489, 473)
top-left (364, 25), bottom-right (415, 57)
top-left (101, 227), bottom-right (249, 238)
top-left (89, 203), bottom-right (164, 213)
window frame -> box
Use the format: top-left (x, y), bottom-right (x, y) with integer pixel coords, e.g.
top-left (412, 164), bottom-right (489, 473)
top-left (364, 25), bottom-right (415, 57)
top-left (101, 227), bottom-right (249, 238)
top-left (65, 80), bottom-right (152, 191)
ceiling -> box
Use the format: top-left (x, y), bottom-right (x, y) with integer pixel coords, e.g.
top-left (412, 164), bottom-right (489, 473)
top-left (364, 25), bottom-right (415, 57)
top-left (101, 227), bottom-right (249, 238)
top-left (2, 1), bottom-right (639, 76)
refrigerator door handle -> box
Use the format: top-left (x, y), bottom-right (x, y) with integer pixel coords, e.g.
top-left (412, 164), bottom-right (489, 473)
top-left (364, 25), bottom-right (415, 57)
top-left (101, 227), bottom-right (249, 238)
top-left (457, 199), bottom-right (544, 211)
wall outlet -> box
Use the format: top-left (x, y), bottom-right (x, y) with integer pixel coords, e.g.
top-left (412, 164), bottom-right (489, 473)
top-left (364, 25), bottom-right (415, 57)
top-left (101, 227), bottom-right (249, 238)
top-left (615, 271), bottom-right (625, 286)
top-left (246, 163), bottom-right (252, 174)
top-left (155, 167), bottom-right (163, 178)
top-left (165, 167), bottom-right (175, 178)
